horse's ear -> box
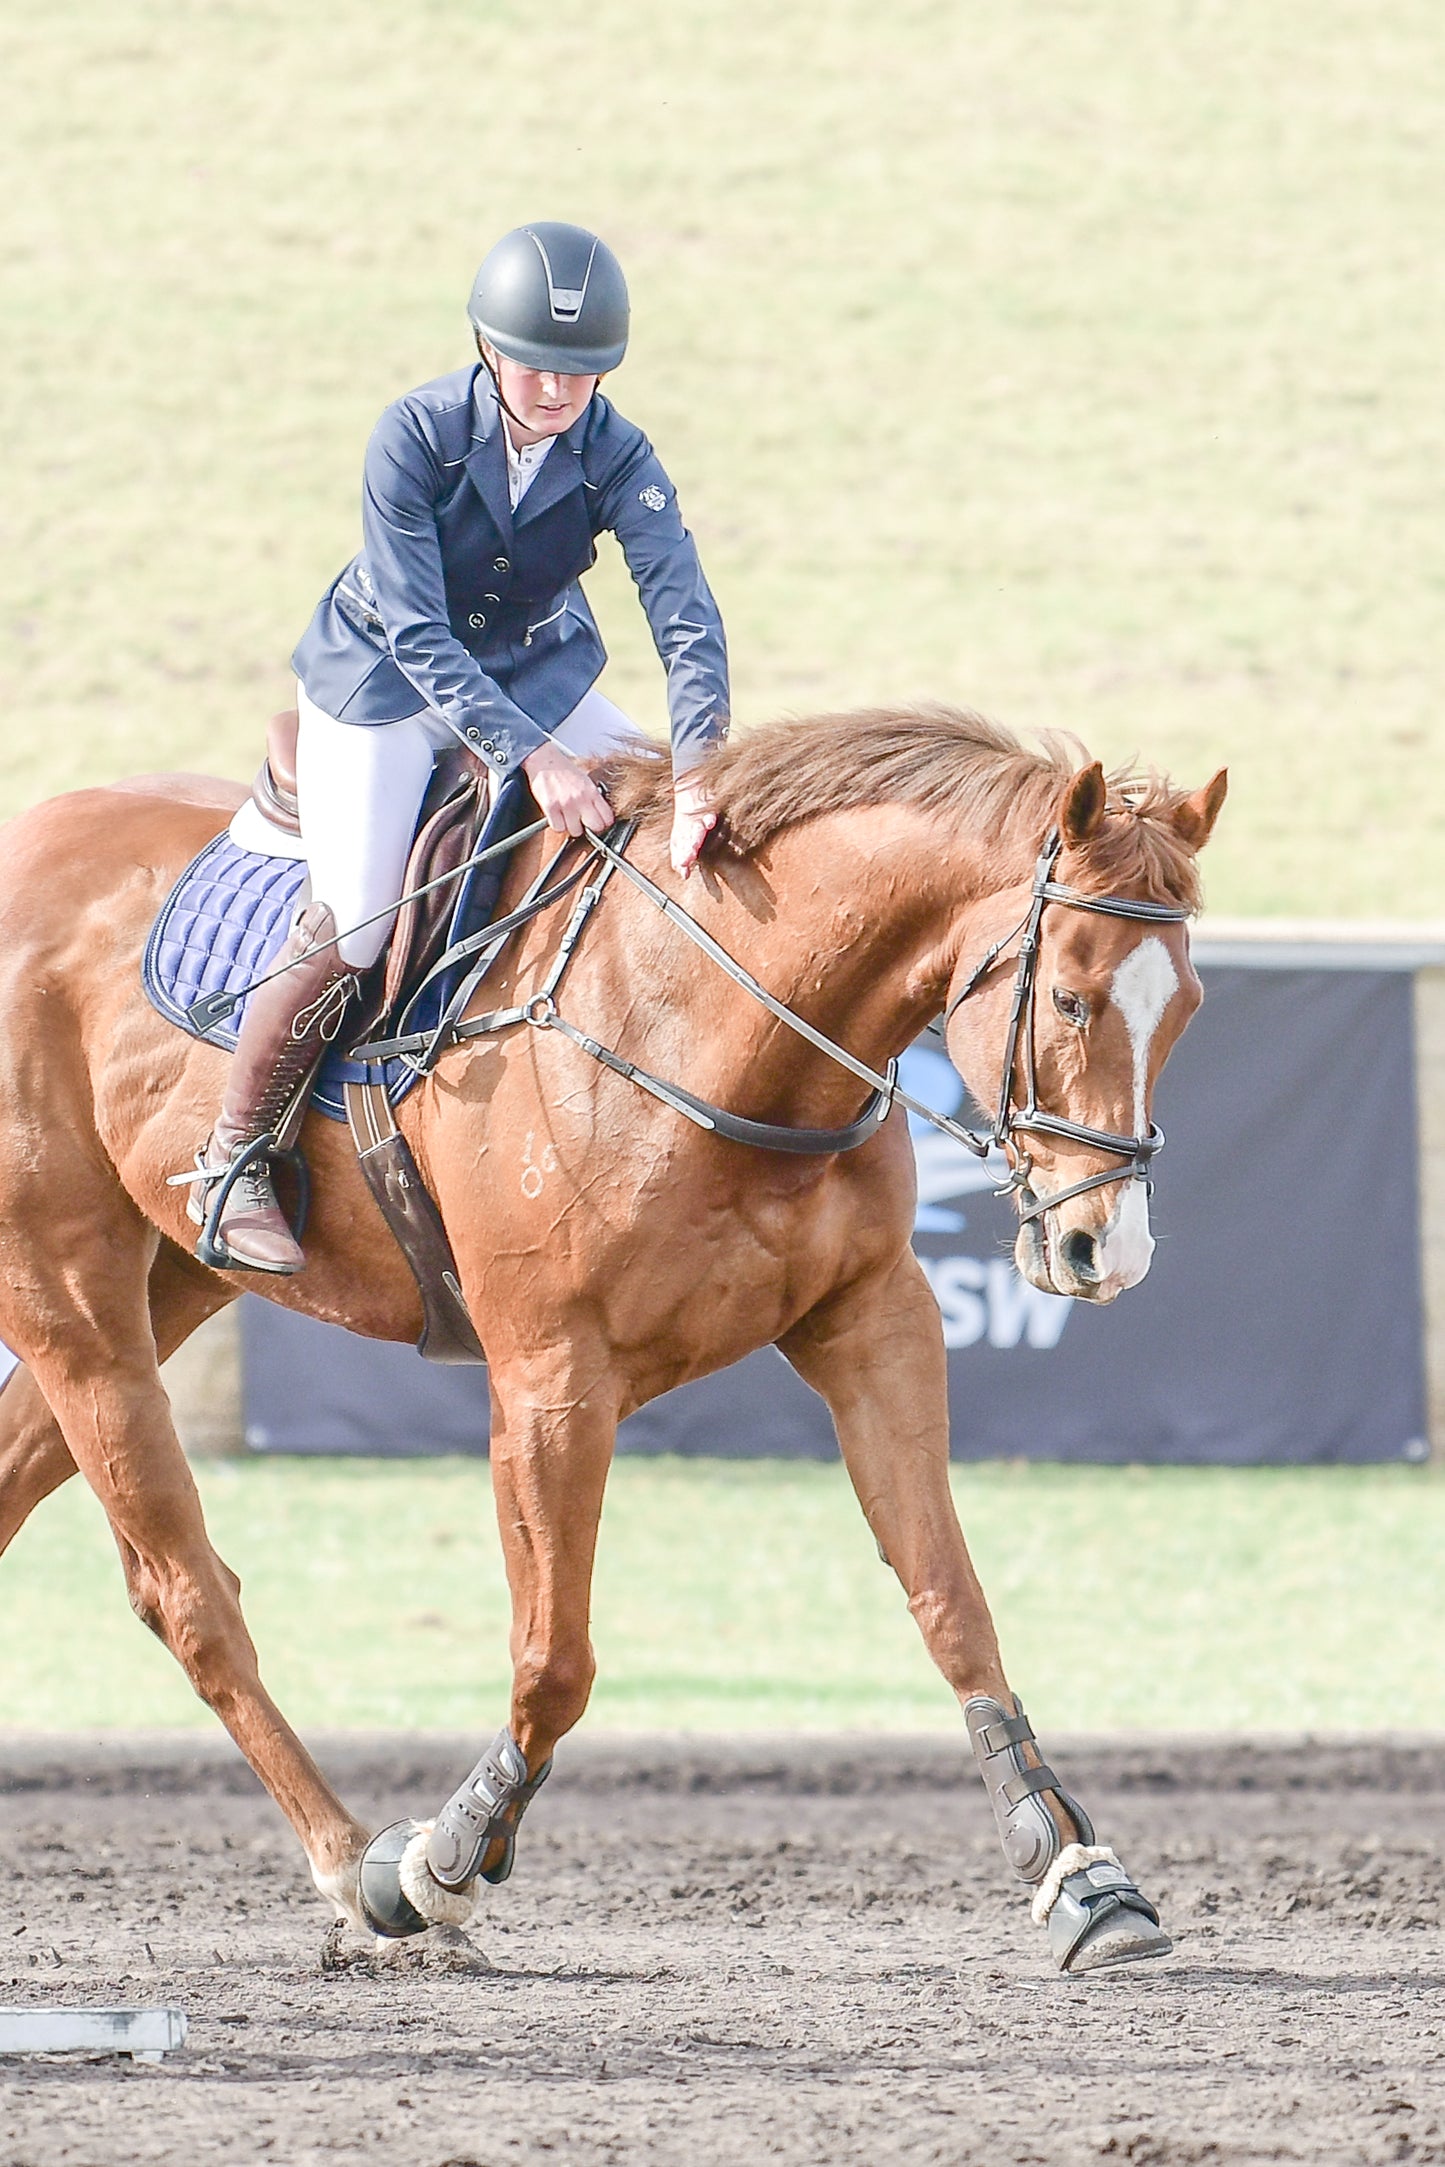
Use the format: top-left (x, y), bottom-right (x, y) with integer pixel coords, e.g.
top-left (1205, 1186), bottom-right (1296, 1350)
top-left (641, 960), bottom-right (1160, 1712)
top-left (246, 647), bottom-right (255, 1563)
top-left (1058, 762), bottom-right (1107, 845)
top-left (1172, 768), bottom-right (1229, 851)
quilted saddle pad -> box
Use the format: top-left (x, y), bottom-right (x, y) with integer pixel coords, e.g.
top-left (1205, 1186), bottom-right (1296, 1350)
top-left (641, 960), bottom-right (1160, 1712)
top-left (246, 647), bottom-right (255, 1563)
top-left (142, 775), bottom-right (529, 1123)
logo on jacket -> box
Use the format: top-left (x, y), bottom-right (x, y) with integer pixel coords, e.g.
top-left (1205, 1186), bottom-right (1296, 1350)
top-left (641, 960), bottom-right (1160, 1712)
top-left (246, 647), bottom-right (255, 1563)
top-left (638, 484), bottom-right (667, 512)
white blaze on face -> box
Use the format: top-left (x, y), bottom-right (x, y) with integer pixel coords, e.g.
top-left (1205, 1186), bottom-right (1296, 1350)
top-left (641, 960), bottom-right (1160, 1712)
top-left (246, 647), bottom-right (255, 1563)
top-left (1096, 936), bottom-right (1178, 1286)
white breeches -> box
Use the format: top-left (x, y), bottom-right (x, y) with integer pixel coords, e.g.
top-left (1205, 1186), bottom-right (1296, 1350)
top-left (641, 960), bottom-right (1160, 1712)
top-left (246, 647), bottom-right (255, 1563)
top-left (286, 684), bottom-right (640, 968)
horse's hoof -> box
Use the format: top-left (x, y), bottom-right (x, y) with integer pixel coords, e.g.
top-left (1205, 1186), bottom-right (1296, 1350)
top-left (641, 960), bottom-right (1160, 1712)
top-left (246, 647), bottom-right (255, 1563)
top-left (1059, 1903), bottom-right (1173, 1975)
top-left (1039, 1848), bottom-right (1174, 1975)
top-left (358, 1817), bottom-right (480, 1937)
top-left (358, 1819), bottom-right (432, 1939)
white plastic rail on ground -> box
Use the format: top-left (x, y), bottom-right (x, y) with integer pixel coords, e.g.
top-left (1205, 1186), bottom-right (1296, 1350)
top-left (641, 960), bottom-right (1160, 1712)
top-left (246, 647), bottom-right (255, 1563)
top-left (0, 2006), bottom-right (188, 2062)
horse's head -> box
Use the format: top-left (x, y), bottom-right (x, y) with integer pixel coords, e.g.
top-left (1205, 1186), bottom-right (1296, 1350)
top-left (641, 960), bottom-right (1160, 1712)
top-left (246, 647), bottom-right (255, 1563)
top-left (943, 760), bottom-right (1227, 1304)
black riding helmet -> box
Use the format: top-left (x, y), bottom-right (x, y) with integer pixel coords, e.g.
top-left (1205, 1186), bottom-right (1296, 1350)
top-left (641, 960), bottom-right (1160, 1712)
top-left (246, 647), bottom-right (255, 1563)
top-left (467, 223), bottom-right (629, 377)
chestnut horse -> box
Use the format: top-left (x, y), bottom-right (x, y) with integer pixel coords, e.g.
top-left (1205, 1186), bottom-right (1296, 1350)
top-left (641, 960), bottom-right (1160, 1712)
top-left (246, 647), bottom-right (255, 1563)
top-left (0, 706), bottom-right (1224, 1973)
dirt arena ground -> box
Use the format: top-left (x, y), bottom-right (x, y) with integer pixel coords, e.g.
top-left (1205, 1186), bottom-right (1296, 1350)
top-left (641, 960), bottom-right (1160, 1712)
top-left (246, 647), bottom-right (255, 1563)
top-left (0, 1734), bottom-right (1442, 2166)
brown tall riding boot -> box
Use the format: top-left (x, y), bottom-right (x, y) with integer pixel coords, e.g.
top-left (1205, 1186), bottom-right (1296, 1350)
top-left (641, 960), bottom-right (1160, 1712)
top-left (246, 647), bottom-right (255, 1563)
top-left (187, 901), bottom-right (356, 1274)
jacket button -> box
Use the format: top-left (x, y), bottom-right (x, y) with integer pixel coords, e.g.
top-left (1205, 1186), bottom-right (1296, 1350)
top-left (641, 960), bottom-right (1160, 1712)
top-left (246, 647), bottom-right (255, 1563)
top-left (493, 557), bottom-right (510, 573)
top-left (483, 591), bottom-right (500, 604)
top-left (466, 729), bottom-right (482, 743)
top-left (468, 611), bottom-right (487, 630)
top-left (482, 741), bottom-right (497, 757)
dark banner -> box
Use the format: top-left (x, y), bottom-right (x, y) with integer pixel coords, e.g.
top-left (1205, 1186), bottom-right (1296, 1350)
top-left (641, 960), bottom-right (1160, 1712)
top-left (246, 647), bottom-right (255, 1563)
top-left (241, 963), bottom-right (1428, 1465)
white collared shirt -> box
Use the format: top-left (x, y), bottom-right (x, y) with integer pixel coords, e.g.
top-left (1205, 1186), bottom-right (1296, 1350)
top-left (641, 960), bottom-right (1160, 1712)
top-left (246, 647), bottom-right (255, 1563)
top-left (504, 428), bottom-right (555, 508)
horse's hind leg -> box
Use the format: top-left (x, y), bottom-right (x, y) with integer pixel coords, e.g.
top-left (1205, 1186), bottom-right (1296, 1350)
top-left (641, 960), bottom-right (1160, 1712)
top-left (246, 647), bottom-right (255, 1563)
top-left (354, 1345), bottom-right (616, 1938)
top-left (0, 1240), bottom-right (237, 1556)
top-left (781, 1252), bottom-right (1171, 1977)
top-left (0, 1367), bottom-right (77, 1554)
top-left (1, 1200), bottom-right (370, 1918)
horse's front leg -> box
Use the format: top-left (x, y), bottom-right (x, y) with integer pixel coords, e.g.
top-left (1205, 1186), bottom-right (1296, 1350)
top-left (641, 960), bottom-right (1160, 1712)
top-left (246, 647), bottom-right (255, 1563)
top-left (3, 1228), bottom-right (373, 1932)
top-left (781, 1250), bottom-right (1171, 1975)
top-left (355, 1344), bottom-right (616, 1939)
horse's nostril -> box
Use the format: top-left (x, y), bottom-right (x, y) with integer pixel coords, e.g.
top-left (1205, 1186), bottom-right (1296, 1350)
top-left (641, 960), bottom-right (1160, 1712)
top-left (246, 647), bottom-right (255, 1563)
top-left (1059, 1228), bottom-right (1101, 1283)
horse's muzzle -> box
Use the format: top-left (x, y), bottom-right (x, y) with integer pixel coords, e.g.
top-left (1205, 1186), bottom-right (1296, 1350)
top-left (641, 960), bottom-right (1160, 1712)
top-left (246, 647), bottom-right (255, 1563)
top-left (1014, 1188), bottom-right (1151, 1304)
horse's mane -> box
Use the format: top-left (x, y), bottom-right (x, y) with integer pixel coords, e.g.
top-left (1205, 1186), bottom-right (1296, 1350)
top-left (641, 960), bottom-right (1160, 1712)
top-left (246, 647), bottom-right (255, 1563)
top-left (604, 704), bottom-right (1203, 909)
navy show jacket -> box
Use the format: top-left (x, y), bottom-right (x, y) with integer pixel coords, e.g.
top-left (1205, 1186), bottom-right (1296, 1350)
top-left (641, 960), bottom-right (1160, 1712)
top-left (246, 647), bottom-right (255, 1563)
top-left (291, 364), bottom-right (730, 775)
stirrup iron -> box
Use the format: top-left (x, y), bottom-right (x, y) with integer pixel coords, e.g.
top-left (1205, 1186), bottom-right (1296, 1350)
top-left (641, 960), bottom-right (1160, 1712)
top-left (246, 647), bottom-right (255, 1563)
top-left (426, 1727), bottom-right (552, 1891)
top-left (181, 1133), bottom-right (311, 1274)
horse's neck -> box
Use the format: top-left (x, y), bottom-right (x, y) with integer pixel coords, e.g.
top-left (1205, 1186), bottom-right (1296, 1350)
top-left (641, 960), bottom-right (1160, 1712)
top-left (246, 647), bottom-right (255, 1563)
top-left (634, 808), bottom-right (992, 1091)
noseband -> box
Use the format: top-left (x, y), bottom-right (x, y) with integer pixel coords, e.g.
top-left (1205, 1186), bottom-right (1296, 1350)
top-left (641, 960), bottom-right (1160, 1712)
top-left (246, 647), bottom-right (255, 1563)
top-left (944, 828), bottom-right (1191, 1225)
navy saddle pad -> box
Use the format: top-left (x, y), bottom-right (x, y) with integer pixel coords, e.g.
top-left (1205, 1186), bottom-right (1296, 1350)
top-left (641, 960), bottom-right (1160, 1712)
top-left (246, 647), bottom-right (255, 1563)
top-left (142, 774), bottom-right (530, 1123)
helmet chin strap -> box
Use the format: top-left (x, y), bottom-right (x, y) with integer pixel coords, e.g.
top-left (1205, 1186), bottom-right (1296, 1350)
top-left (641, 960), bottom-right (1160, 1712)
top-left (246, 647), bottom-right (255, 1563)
top-left (476, 343), bottom-right (532, 436)
top-left (475, 340), bottom-right (598, 444)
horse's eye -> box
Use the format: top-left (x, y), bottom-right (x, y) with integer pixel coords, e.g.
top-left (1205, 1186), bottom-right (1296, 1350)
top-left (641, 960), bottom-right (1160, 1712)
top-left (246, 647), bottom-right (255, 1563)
top-left (1052, 987), bottom-right (1089, 1028)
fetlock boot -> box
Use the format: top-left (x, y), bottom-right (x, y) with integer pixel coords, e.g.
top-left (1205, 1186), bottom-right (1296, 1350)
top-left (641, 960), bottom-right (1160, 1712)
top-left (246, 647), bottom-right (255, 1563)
top-left (187, 901), bottom-right (356, 1274)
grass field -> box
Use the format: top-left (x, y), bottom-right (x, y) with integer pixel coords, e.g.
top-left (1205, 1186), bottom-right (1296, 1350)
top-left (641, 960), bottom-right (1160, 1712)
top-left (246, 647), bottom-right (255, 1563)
top-left (3, 13), bottom-right (1441, 1741)
top-left (4, 1), bottom-right (1443, 914)
top-left (0, 1455), bottom-right (1440, 1734)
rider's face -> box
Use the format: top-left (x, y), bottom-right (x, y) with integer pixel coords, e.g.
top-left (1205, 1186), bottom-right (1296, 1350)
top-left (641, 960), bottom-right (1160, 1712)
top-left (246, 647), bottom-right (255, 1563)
top-left (482, 343), bottom-right (599, 443)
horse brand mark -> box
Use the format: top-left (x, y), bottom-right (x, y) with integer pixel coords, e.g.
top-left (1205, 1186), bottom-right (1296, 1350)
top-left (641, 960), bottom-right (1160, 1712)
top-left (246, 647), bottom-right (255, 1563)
top-left (520, 1130), bottom-right (558, 1200)
top-left (638, 484), bottom-right (667, 511)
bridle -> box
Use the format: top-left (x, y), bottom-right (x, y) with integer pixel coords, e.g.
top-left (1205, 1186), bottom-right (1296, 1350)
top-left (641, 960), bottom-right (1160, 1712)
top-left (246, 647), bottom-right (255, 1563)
top-left (313, 809), bottom-right (1192, 1221)
top-left (943, 827), bottom-right (1191, 1225)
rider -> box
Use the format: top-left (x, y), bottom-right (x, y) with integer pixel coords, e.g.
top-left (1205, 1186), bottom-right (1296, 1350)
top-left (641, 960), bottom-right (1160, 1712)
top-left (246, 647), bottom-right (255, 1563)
top-left (188, 222), bottom-right (731, 1275)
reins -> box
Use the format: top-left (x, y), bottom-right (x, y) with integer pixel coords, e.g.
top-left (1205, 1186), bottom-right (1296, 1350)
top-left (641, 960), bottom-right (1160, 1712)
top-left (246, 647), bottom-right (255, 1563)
top-left (201, 801), bottom-right (1192, 1209)
top-left (353, 820), bottom-right (916, 1156)
top-left (355, 816), bottom-right (1190, 1209)
top-left (358, 816), bottom-right (1191, 1193)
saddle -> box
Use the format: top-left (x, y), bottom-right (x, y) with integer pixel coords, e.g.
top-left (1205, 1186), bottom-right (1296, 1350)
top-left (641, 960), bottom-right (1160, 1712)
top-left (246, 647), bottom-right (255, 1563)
top-left (250, 708), bottom-right (499, 1366)
top-left (254, 709), bottom-right (487, 1036)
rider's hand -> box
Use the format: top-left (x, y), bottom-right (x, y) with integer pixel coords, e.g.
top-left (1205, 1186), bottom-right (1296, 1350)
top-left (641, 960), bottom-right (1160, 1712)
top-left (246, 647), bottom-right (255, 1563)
top-left (521, 741), bottom-right (614, 837)
top-left (670, 774), bottom-right (717, 880)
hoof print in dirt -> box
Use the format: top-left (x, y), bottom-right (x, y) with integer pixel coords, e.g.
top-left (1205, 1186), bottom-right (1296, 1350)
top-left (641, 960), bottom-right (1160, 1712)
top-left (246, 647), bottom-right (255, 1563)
top-left (381, 1922), bottom-right (495, 1977)
top-left (319, 1916), bottom-right (493, 1978)
top-left (320, 1918), bottom-right (381, 1977)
